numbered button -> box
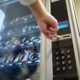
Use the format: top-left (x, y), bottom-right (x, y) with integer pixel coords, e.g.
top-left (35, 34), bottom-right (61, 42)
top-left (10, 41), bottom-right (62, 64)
top-left (62, 61), bottom-right (65, 65)
top-left (68, 60), bottom-right (72, 64)
top-left (56, 57), bottom-right (60, 60)
top-left (61, 50), bottom-right (65, 55)
top-left (61, 56), bottom-right (65, 60)
top-left (68, 65), bottom-right (72, 70)
top-left (56, 67), bottom-right (60, 71)
top-left (67, 49), bottom-right (70, 54)
top-left (56, 52), bottom-right (59, 55)
top-left (56, 62), bottom-right (60, 66)
top-left (67, 55), bottom-right (71, 59)
top-left (62, 66), bottom-right (66, 71)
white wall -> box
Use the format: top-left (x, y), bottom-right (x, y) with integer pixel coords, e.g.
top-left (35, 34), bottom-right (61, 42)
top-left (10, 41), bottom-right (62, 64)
top-left (74, 0), bottom-right (80, 31)
top-left (74, 0), bottom-right (80, 21)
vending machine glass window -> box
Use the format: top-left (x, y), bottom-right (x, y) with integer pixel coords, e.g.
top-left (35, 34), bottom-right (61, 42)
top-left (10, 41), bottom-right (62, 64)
top-left (0, 1), bottom-right (41, 80)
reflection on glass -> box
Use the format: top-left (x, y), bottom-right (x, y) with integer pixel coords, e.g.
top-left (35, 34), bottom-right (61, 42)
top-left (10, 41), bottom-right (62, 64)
top-left (0, 1), bottom-right (41, 80)
top-left (0, 9), bottom-right (5, 32)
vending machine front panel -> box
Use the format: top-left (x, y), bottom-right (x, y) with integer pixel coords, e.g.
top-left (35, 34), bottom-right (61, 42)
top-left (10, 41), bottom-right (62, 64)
top-left (51, 0), bottom-right (78, 80)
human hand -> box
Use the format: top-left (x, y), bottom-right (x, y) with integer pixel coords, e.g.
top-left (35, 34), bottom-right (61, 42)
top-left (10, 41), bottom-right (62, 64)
top-left (36, 13), bottom-right (58, 40)
top-left (25, 0), bottom-right (58, 40)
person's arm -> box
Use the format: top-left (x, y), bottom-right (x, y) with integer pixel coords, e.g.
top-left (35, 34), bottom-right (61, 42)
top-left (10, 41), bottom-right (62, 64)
top-left (18, 0), bottom-right (37, 6)
top-left (19, 0), bottom-right (58, 40)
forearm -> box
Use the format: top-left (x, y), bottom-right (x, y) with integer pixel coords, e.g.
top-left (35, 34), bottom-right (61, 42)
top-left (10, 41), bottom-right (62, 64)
top-left (19, 0), bottom-right (58, 40)
top-left (28, 0), bottom-right (48, 18)
top-left (19, 0), bottom-right (48, 18)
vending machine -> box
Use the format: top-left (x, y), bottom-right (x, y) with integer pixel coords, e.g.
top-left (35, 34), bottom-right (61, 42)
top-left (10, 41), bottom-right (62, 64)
top-left (0, 0), bottom-right (80, 80)
top-left (45, 0), bottom-right (80, 80)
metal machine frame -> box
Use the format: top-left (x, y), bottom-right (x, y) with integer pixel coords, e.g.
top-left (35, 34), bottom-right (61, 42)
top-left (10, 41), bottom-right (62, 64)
top-left (41, 0), bottom-right (80, 80)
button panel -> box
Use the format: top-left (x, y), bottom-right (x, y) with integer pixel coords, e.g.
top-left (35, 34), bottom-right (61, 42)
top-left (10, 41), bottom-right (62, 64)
top-left (52, 39), bottom-right (78, 79)
top-left (55, 48), bottom-right (73, 72)
top-left (52, 47), bottom-right (77, 76)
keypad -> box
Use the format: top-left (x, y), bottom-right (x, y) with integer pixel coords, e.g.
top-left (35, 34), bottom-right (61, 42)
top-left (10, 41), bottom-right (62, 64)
top-left (54, 48), bottom-right (73, 72)
top-left (52, 39), bottom-right (78, 79)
